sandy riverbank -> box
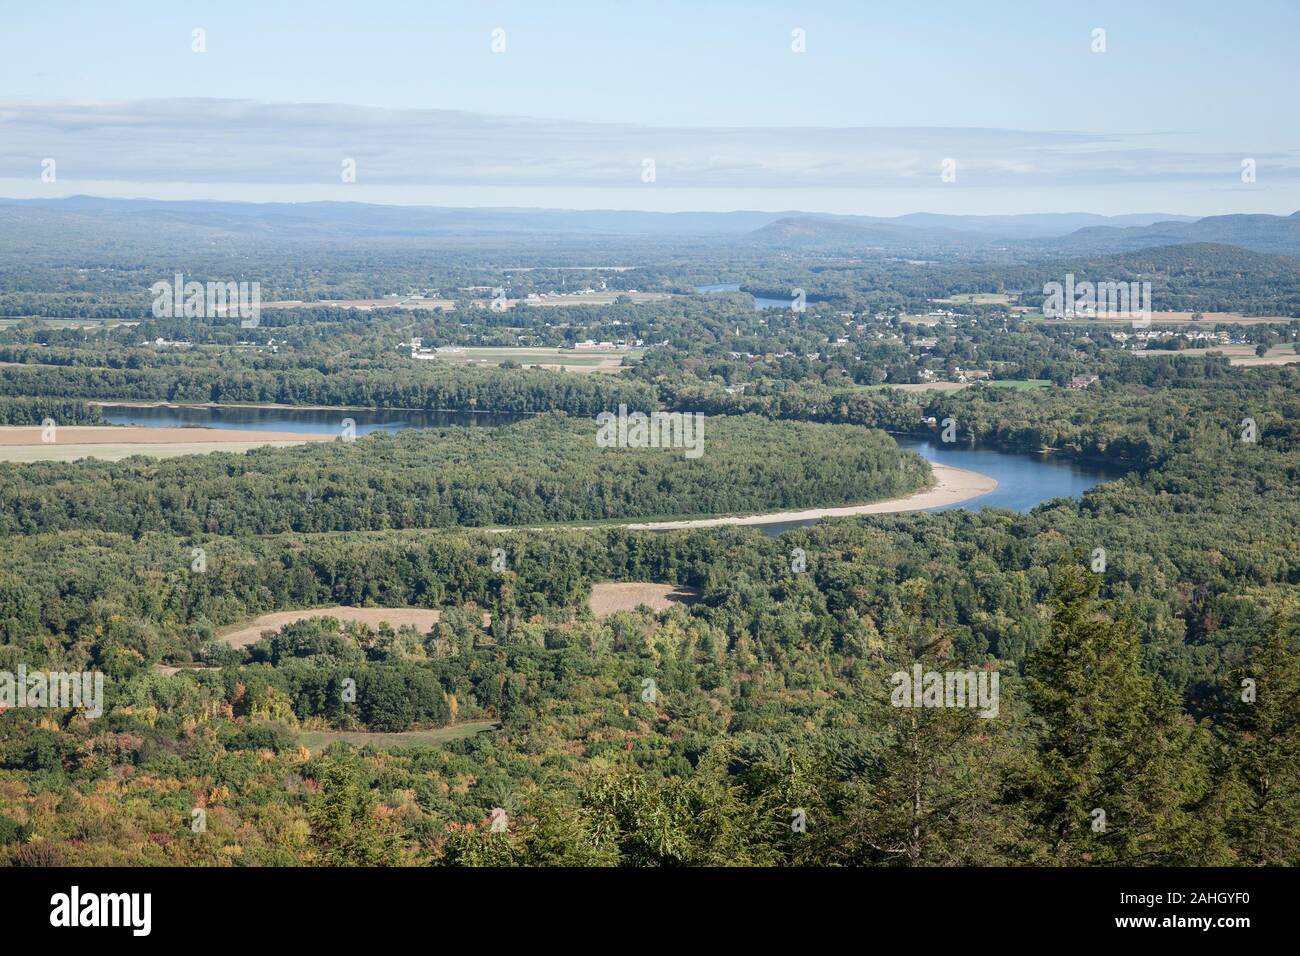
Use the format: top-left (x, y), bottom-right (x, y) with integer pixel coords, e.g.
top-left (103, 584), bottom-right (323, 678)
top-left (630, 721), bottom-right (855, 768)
top-left (613, 464), bottom-right (997, 530)
top-left (5, 426), bottom-right (998, 524)
top-left (483, 463), bottom-right (997, 533)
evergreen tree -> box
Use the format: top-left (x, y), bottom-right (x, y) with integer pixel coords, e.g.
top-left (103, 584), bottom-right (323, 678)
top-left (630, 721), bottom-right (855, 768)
top-left (1219, 612), bottom-right (1300, 865)
top-left (307, 759), bottom-right (404, 866)
top-left (1011, 566), bottom-right (1214, 864)
top-left (836, 579), bottom-right (1015, 865)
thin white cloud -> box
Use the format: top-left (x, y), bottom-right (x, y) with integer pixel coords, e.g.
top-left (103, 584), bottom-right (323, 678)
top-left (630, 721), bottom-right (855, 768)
top-left (4, 97), bottom-right (1294, 194)
top-left (1, 99), bottom-right (1297, 216)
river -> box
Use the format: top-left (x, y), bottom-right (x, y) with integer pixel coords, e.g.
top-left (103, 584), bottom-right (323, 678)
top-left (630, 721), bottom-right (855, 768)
top-left (99, 404), bottom-right (523, 436)
top-left (696, 283), bottom-right (791, 310)
top-left (98, 405), bottom-right (1130, 531)
top-left (752, 437), bottom-right (1129, 536)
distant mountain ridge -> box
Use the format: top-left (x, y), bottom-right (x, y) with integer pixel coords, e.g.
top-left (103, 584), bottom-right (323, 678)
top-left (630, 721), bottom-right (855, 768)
top-left (1054, 212), bottom-right (1300, 255)
top-left (746, 211), bottom-right (1300, 256)
top-left (1, 197), bottom-right (1297, 257)
top-left (0, 196), bottom-right (1199, 239)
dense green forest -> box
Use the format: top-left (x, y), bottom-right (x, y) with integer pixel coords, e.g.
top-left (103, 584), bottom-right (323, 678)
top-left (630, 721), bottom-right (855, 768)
top-left (0, 454), bottom-right (1296, 864)
top-left (0, 225), bottom-right (1297, 870)
top-left (0, 414), bottom-right (927, 535)
top-left (1, 362), bottom-right (1297, 865)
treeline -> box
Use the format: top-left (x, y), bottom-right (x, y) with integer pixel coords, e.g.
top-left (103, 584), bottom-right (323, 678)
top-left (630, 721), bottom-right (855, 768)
top-left (0, 362), bottom-right (656, 415)
top-left (667, 366), bottom-right (1300, 463)
top-left (0, 396), bottom-right (104, 425)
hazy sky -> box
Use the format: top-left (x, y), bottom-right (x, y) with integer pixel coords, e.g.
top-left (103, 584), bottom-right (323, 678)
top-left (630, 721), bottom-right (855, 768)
top-left (1, 0), bottom-right (1297, 215)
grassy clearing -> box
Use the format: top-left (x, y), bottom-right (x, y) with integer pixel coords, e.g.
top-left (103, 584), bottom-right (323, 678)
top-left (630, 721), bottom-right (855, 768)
top-left (1027, 311), bottom-right (1294, 327)
top-left (852, 382), bottom-right (968, 393)
top-left (424, 346), bottom-right (643, 374)
top-left (931, 293), bottom-right (1011, 305)
top-left (0, 318), bottom-right (139, 329)
top-left (1130, 344), bottom-right (1300, 367)
top-left (520, 292), bottom-right (669, 307)
top-left (298, 721), bottom-right (500, 752)
top-left (984, 379), bottom-right (1052, 390)
top-left (850, 379), bottom-right (1048, 394)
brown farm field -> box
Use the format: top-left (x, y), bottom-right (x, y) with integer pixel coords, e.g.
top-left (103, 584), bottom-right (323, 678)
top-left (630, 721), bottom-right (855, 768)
top-left (218, 606), bottom-right (447, 649)
top-left (587, 583), bottom-right (702, 618)
top-left (0, 425), bottom-right (331, 462)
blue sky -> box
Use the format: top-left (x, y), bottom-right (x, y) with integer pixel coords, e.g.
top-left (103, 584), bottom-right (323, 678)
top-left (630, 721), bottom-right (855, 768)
top-left (1, 0), bottom-right (1297, 214)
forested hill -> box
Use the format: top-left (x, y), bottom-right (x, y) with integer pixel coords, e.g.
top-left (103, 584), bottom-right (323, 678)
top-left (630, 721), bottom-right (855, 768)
top-left (1058, 211), bottom-right (1300, 256)
top-left (999, 243), bottom-right (1300, 315)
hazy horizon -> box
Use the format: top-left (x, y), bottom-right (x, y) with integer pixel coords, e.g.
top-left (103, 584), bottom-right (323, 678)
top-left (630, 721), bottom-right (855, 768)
top-left (0, 193), bottom-right (1229, 221)
top-left (3, 0), bottom-right (1296, 216)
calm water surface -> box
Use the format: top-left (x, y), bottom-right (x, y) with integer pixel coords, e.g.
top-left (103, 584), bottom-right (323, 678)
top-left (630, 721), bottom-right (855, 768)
top-left (696, 283), bottom-right (792, 310)
top-left (757, 437), bottom-right (1130, 535)
top-left (100, 404), bottom-right (524, 436)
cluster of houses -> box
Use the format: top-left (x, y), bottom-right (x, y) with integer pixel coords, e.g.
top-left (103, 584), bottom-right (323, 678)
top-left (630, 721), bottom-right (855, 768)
top-left (405, 337), bottom-right (463, 360)
top-left (572, 339), bottom-right (642, 351)
top-left (1110, 329), bottom-right (1245, 349)
top-left (401, 336), bottom-right (645, 360)
top-left (233, 337), bottom-right (282, 353)
top-left (523, 284), bottom-right (615, 302)
top-left (913, 366), bottom-right (991, 384)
